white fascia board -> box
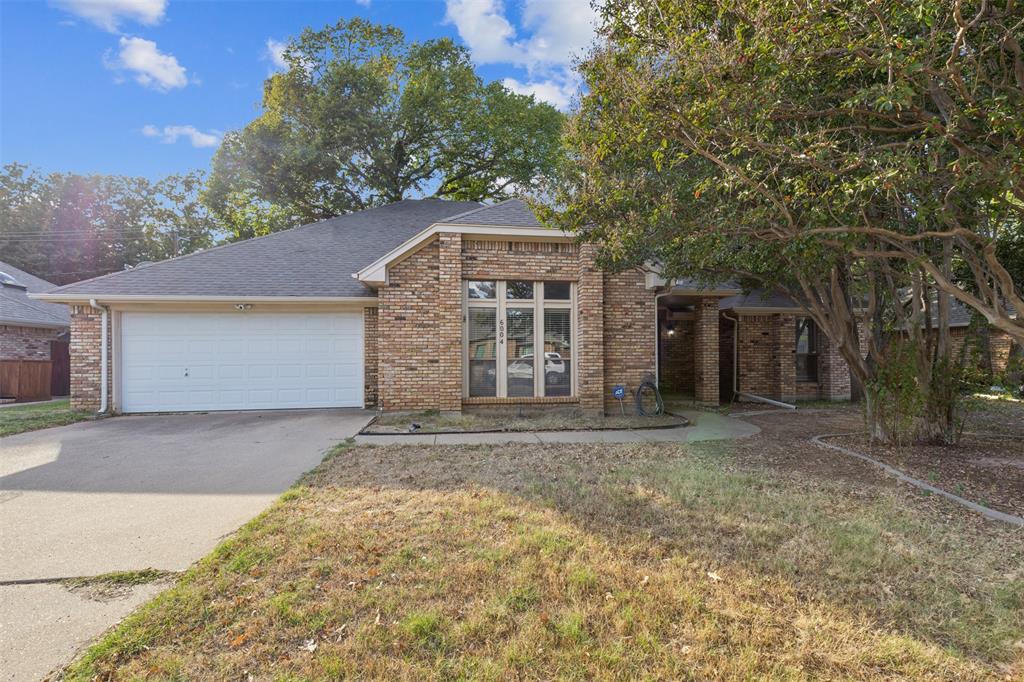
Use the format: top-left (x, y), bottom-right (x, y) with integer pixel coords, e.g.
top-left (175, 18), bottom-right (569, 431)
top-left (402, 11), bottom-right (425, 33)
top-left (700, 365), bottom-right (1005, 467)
top-left (355, 223), bottom-right (573, 285)
top-left (0, 318), bottom-right (68, 330)
top-left (29, 294), bottom-right (377, 305)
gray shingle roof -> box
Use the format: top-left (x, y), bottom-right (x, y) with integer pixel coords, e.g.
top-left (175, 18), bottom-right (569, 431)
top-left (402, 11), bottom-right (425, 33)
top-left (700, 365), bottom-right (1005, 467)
top-left (0, 260), bottom-right (70, 328)
top-left (41, 199), bottom-right (481, 299)
top-left (719, 289), bottom-right (800, 311)
top-left (441, 198), bottom-right (542, 227)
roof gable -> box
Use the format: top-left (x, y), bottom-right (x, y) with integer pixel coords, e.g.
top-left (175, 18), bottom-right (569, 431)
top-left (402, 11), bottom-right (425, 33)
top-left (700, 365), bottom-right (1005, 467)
top-left (0, 260), bottom-right (70, 328)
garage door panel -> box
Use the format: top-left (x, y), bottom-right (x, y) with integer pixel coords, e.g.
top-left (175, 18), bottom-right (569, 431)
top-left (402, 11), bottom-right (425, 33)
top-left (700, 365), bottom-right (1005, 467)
top-left (121, 312), bottom-right (364, 412)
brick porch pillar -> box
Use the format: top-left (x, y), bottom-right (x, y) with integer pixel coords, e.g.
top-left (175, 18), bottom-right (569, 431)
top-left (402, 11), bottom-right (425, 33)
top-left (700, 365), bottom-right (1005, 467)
top-left (818, 334), bottom-right (851, 401)
top-left (69, 305), bottom-right (109, 412)
top-left (437, 232), bottom-right (463, 413)
top-left (771, 314), bottom-right (796, 403)
top-left (693, 297), bottom-right (719, 405)
top-left (577, 243), bottom-right (605, 415)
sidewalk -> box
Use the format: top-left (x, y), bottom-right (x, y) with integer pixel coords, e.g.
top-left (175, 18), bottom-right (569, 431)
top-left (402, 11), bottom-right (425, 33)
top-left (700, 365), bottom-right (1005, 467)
top-left (354, 408), bottom-right (759, 445)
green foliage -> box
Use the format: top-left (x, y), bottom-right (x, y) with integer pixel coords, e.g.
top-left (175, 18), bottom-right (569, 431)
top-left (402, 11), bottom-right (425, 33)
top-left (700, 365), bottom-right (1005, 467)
top-left (0, 163), bottom-right (218, 284)
top-left (205, 18), bottom-right (565, 237)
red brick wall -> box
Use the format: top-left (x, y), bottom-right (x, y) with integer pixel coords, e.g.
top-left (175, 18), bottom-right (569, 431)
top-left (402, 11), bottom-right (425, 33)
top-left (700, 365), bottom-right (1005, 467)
top-left (659, 320), bottom-right (694, 394)
top-left (602, 270), bottom-right (657, 412)
top-left (363, 307), bottom-right (378, 407)
top-left (69, 306), bottom-right (111, 411)
top-left (577, 244), bottom-right (605, 413)
top-left (377, 241), bottom-right (443, 411)
top-left (0, 325), bottom-right (63, 361)
top-left (693, 298), bottom-right (720, 404)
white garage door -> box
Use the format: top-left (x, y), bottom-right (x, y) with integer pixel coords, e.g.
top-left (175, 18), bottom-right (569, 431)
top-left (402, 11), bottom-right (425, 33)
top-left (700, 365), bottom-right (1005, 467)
top-left (120, 312), bottom-right (363, 413)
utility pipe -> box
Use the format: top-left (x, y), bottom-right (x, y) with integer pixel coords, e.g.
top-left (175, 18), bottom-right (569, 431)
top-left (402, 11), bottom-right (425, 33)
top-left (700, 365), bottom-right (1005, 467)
top-left (722, 309), bottom-right (796, 410)
top-left (89, 298), bottom-right (108, 414)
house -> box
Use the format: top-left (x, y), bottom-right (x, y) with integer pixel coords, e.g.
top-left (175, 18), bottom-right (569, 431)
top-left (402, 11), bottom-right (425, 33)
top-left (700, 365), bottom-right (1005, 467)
top-left (34, 198), bottom-right (855, 415)
top-left (1, 260), bottom-right (71, 401)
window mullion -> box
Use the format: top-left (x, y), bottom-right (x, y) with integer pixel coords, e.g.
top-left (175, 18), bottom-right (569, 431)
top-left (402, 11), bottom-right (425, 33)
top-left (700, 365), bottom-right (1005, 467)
top-left (535, 285), bottom-right (544, 397)
top-left (497, 281), bottom-right (507, 397)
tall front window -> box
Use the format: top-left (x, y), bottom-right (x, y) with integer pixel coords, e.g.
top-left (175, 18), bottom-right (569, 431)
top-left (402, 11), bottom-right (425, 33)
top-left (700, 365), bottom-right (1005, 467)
top-left (465, 280), bottom-right (574, 398)
top-left (795, 317), bottom-right (818, 382)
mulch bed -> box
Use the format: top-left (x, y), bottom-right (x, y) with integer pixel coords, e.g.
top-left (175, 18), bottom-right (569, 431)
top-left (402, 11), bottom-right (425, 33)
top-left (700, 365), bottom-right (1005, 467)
top-left (828, 433), bottom-right (1024, 518)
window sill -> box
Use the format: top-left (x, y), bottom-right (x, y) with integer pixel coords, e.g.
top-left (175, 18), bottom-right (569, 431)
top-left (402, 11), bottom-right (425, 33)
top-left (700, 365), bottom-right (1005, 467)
top-left (463, 396), bottom-right (578, 406)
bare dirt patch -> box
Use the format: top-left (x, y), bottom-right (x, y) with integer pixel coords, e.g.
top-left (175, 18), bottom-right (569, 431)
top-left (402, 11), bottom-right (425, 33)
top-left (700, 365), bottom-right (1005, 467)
top-left (365, 408), bottom-right (685, 434)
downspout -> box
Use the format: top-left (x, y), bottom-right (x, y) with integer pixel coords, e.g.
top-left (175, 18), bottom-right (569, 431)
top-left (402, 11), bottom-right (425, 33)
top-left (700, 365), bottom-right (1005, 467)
top-left (89, 298), bottom-right (109, 414)
top-left (721, 310), bottom-right (740, 400)
top-left (722, 308), bottom-right (796, 410)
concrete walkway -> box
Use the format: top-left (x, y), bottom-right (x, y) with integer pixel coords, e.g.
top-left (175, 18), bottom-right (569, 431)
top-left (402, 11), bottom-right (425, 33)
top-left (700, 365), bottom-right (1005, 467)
top-left (355, 408), bottom-right (759, 445)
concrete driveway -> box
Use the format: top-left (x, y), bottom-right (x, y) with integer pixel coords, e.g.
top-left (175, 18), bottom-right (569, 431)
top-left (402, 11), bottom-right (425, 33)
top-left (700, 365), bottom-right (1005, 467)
top-left (0, 409), bottom-right (370, 681)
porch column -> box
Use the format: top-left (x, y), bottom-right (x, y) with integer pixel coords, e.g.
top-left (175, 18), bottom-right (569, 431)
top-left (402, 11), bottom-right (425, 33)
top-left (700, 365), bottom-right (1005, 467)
top-left (437, 232), bottom-right (463, 413)
top-left (771, 314), bottom-right (796, 403)
top-left (577, 243), bottom-right (605, 415)
top-left (693, 297), bottom-right (720, 405)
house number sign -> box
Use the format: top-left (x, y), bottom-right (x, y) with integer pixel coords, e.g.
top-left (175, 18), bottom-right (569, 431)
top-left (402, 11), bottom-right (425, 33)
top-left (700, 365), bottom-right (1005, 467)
top-left (498, 317), bottom-right (505, 345)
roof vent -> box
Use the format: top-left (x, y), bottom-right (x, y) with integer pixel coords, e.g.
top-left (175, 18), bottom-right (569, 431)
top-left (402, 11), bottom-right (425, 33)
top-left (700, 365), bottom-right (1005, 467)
top-left (0, 270), bottom-right (26, 289)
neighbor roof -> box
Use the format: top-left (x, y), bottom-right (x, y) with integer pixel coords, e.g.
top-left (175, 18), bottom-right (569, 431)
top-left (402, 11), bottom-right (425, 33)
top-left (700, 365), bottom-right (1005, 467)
top-left (439, 198), bottom-right (543, 227)
top-left (0, 260), bottom-right (70, 328)
top-left (38, 199), bottom-right (482, 300)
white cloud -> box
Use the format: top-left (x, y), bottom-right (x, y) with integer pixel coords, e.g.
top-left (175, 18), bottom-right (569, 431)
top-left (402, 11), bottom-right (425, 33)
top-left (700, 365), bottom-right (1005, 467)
top-left (51, 0), bottom-right (166, 32)
top-left (444, 0), bottom-right (598, 68)
top-left (105, 36), bottom-right (188, 91)
top-left (444, 0), bottom-right (596, 110)
top-left (265, 38), bottom-right (289, 70)
top-left (502, 76), bottom-right (577, 110)
top-left (355, 0), bottom-right (371, 6)
top-left (141, 124), bottom-right (221, 148)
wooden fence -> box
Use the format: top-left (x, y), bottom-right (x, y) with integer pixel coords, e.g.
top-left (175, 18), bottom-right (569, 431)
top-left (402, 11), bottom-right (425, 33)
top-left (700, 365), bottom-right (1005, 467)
top-left (0, 360), bottom-right (53, 402)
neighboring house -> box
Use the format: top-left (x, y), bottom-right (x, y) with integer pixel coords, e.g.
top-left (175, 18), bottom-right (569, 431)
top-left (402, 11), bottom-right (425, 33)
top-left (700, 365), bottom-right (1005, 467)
top-left (1, 260), bottom-right (71, 400)
top-left (36, 198), bottom-right (856, 415)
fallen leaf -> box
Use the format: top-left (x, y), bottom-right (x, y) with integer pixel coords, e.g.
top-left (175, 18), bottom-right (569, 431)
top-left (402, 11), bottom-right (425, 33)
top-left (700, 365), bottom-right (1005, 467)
top-left (707, 571), bottom-right (723, 583)
top-left (229, 633), bottom-right (248, 648)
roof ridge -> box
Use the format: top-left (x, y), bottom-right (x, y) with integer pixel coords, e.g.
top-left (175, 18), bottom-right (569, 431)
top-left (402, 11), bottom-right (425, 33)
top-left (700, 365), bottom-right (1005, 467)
top-left (432, 198), bottom-right (516, 224)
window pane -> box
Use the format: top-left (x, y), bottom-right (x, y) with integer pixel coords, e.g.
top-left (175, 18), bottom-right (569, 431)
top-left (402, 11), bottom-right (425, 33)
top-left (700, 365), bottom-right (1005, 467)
top-left (544, 282), bottom-right (571, 300)
top-left (467, 281), bottom-right (496, 299)
top-left (543, 308), bottom-right (572, 396)
top-left (468, 308), bottom-right (496, 396)
top-left (506, 280), bottom-right (534, 300)
top-left (796, 354), bottom-right (818, 382)
top-left (506, 307), bottom-right (535, 397)
top-left (795, 318), bottom-right (815, 353)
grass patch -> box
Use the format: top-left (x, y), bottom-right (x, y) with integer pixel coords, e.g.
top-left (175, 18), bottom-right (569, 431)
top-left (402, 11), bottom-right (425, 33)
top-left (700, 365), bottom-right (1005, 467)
top-left (0, 399), bottom-right (91, 437)
top-left (63, 436), bottom-right (1023, 680)
top-left (63, 569), bottom-right (173, 589)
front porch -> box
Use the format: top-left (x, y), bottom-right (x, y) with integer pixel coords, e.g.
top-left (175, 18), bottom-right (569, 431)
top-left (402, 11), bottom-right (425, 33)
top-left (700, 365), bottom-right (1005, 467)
top-left (656, 293), bottom-right (723, 406)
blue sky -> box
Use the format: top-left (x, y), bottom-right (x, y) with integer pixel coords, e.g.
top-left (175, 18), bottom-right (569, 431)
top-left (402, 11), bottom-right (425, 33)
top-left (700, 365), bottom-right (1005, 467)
top-left (0, 0), bottom-right (596, 180)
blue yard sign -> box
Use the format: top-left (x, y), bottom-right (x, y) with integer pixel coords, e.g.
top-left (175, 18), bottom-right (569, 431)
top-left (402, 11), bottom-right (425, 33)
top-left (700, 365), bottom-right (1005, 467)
top-left (612, 385), bottom-right (626, 399)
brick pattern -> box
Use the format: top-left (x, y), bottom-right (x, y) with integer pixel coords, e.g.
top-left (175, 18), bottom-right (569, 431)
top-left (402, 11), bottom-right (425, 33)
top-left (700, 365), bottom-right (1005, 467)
top-left (437, 233), bottom-right (463, 412)
top-left (771, 314), bottom-right (796, 403)
top-left (462, 239), bottom-right (578, 280)
top-left (69, 305), bottom-right (111, 411)
top-left (0, 325), bottom-right (63, 361)
top-left (989, 330), bottom-right (1013, 374)
top-left (817, 333), bottom-right (851, 400)
top-left (719, 316), bottom-right (736, 401)
top-left (363, 307), bottom-right (378, 407)
top-left (377, 242), bottom-right (443, 411)
top-left (693, 297), bottom-right (720, 404)
top-left (737, 314), bottom-right (779, 398)
top-left (602, 270), bottom-right (657, 412)
top-left (659, 320), bottom-right (694, 394)
top-left (576, 244), bottom-right (604, 413)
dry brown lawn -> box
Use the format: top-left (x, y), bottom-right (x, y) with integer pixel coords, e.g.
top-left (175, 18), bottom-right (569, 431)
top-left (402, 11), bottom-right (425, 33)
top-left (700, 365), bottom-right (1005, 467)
top-left (65, 406), bottom-right (1024, 681)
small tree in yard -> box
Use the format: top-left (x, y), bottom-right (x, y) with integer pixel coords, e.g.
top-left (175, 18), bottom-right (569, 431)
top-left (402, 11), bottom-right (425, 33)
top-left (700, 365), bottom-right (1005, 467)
top-left (549, 0), bottom-right (1023, 443)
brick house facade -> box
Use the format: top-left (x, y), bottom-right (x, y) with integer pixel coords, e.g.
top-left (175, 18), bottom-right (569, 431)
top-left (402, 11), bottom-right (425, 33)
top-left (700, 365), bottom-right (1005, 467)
top-left (47, 199), bottom-right (1016, 415)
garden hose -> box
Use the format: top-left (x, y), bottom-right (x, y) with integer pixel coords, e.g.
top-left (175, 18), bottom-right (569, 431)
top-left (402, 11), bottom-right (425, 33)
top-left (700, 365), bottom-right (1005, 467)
top-left (634, 380), bottom-right (664, 416)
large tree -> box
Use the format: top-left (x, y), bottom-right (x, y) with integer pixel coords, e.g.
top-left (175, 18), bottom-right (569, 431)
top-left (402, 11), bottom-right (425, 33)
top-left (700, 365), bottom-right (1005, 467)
top-left (205, 19), bottom-right (565, 238)
top-left (550, 0), bottom-right (1023, 443)
top-left (0, 164), bottom-right (217, 285)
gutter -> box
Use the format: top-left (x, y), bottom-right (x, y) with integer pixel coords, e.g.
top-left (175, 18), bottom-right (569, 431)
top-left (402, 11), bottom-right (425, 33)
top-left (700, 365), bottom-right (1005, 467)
top-left (89, 298), bottom-right (109, 415)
